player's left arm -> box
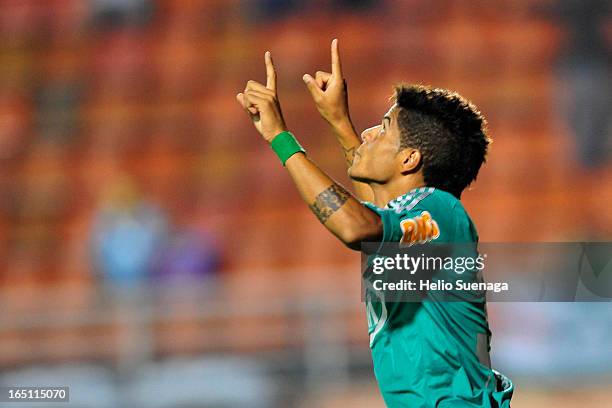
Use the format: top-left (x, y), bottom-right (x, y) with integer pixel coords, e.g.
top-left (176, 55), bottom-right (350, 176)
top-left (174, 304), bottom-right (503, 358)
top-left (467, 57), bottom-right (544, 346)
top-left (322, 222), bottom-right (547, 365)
top-left (236, 52), bottom-right (382, 250)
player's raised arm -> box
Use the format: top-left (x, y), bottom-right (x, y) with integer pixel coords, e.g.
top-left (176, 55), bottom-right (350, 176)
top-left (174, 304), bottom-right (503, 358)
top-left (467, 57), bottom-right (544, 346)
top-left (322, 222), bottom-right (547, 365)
top-left (236, 52), bottom-right (382, 250)
top-left (302, 39), bottom-right (374, 202)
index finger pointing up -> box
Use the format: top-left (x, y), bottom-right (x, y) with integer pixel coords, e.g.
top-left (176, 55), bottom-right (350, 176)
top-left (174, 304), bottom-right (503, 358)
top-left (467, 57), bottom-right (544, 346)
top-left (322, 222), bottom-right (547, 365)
top-left (331, 38), bottom-right (342, 77)
top-left (265, 51), bottom-right (276, 91)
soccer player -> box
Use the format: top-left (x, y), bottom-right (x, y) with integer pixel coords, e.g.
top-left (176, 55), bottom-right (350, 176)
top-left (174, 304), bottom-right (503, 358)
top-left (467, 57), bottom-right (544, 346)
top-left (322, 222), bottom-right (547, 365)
top-left (236, 39), bottom-right (513, 407)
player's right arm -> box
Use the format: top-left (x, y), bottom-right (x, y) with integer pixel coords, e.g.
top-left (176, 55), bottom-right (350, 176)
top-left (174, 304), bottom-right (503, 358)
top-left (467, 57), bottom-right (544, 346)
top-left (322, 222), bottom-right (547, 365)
top-left (285, 153), bottom-right (382, 250)
top-left (303, 39), bottom-right (374, 203)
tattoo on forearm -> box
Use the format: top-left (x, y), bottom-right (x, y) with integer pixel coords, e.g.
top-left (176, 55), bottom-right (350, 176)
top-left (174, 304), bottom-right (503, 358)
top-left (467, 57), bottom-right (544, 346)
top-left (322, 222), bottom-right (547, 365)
top-left (309, 184), bottom-right (351, 224)
top-left (342, 146), bottom-right (356, 166)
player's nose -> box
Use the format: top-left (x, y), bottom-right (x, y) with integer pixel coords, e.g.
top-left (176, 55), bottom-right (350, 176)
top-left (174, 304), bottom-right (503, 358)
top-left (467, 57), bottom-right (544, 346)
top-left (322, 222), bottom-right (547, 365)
top-left (361, 126), bottom-right (376, 143)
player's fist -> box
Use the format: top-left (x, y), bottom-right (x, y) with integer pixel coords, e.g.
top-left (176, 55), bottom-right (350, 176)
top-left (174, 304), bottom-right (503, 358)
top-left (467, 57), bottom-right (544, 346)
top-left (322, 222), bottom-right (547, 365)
top-left (303, 39), bottom-right (351, 128)
top-left (399, 211), bottom-right (440, 246)
top-left (236, 51), bottom-right (288, 142)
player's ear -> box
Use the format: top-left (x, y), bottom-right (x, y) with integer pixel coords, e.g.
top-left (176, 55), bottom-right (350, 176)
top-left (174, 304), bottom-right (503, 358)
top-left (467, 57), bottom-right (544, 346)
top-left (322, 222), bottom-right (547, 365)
top-left (399, 148), bottom-right (422, 174)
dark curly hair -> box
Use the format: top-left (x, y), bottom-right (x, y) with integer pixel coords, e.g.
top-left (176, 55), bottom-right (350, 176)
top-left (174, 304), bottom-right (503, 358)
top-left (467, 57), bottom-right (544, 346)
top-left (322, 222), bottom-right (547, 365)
top-left (393, 84), bottom-right (490, 198)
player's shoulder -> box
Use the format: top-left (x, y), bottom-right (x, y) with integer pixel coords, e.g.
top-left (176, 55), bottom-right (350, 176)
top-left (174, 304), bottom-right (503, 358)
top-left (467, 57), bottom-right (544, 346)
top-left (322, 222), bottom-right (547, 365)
top-left (362, 187), bottom-right (477, 243)
top-left (392, 187), bottom-right (476, 242)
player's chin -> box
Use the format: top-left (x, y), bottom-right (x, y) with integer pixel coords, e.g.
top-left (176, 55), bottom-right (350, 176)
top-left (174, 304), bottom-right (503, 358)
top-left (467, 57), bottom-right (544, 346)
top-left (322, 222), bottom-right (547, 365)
top-left (347, 163), bottom-right (358, 178)
top-left (348, 165), bottom-right (371, 183)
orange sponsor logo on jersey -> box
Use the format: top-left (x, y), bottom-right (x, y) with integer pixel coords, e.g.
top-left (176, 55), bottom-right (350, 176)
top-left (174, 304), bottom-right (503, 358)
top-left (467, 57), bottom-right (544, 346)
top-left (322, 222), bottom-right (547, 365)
top-left (399, 211), bottom-right (440, 245)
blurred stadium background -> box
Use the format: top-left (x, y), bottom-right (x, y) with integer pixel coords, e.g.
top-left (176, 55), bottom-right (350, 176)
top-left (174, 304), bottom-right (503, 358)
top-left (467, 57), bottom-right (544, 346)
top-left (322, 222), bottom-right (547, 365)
top-left (0, 0), bottom-right (611, 407)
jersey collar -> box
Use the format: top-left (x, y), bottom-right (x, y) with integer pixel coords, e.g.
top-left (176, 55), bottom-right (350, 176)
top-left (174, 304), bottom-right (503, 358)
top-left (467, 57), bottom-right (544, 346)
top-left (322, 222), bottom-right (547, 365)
top-left (385, 187), bottom-right (435, 210)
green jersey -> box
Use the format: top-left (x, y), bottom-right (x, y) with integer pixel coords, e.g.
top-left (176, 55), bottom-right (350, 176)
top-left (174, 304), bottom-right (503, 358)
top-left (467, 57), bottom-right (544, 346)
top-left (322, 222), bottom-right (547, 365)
top-left (363, 187), bottom-right (513, 407)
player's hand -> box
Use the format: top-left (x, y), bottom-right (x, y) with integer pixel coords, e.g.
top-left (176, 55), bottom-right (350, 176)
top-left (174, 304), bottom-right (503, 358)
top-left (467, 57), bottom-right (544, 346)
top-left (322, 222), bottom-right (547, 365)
top-left (400, 211), bottom-right (440, 246)
top-left (236, 51), bottom-right (288, 142)
top-left (303, 39), bottom-right (351, 128)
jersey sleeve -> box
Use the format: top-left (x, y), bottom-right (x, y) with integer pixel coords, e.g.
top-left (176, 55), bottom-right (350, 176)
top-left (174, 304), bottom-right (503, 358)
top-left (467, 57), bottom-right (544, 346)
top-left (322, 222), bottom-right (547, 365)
top-left (363, 201), bottom-right (406, 243)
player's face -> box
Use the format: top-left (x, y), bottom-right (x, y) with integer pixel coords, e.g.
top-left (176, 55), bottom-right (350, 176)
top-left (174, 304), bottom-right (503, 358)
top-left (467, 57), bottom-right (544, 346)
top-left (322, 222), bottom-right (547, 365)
top-left (349, 104), bottom-right (403, 183)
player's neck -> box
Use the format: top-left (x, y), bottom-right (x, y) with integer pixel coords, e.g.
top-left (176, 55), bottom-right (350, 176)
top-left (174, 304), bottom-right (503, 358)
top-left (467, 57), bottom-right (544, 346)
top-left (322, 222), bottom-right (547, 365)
top-left (369, 177), bottom-right (426, 208)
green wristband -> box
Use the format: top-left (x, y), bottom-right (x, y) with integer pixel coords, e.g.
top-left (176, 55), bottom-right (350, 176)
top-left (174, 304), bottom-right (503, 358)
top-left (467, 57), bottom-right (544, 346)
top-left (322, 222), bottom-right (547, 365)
top-left (270, 131), bottom-right (305, 166)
